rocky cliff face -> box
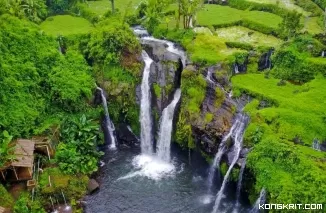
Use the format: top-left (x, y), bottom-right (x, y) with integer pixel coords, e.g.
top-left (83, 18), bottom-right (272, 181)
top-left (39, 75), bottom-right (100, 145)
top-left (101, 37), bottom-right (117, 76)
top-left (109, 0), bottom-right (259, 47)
top-left (141, 40), bottom-right (183, 114)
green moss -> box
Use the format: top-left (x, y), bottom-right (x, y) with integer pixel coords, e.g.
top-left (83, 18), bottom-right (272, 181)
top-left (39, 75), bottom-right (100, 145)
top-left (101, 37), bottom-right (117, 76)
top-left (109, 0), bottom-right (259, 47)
top-left (39, 168), bottom-right (88, 202)
top-left (204, 113), bottom-right (214, 124)
top-left (153, 83), bottom-right (162, 98)
top-left (215, 87), bottom-right (225, 108)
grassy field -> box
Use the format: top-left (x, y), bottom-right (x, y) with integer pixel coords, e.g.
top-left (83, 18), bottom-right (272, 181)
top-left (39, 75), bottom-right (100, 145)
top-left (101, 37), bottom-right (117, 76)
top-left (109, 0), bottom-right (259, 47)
top-left (302, 17), bottom-right (324, 35)
top-left (232, 74), bottom-right (326, 145)
top-left (246, 0), bottom-right (310, 16)
top-left (197, 5), bottom-right (282, 29)
top-left (40, 15), bottom-right (93, 36)
top-left (87, 0), bottom-right (144, 15)
top-left (215, 26), bottom-right (283, 47)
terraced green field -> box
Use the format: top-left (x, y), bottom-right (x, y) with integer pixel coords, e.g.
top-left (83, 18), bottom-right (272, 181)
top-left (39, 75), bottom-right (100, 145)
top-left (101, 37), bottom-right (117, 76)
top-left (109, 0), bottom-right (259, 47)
top-left (246, 0), bottom-right (310, 15)
top-left (40, 15), bottom-right (93, 36)
top-left (197, 5), bottom-right (282, 29)
top-left (232, 74), bottom-right (326, 145)
top-left (87, 0), bottom-right (144, 15)
top-left (215, 26), bottom-right (283, 47)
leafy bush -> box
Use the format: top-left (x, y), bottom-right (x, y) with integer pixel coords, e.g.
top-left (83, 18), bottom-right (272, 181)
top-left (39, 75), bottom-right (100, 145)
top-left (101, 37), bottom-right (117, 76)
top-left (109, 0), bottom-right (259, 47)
top-left (247, 138), bottom-right (326, 206)
top-left (56, 115), bottom-right (103, 174)
top-left (86, 16), bottom-right (141, 69)
top-left (272, 48), bottom-right (315, 83)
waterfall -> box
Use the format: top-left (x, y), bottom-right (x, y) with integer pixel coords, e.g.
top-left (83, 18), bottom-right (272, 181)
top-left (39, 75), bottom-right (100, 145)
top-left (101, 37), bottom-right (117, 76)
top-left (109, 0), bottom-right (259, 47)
top-left (140, 36), bottom-right (186, 68)
top-left (206, 122), bottom-right (237, 192)
top-left (266, 50), bottom-right (272, 70)
top-left (234, 158), bottom-right (247, 211)
top-left (322, 51), bottom-right (325, 58)
top-left (312, 139), bottom-right (321, 151)
top-left (140, 51), bottom-right (154, 154)
top-left (157, 89), bottom-right (181, 162)
top-left (250, 188), bottom-right (267, 213)
top-left (97, 87), bottom-right (117, 149)
top-left (206, 68), bottom-right (216, 85)
top-left (234, 64), bottom-right (239, 74)
top-left (212, 113), bottom-right (248, 213)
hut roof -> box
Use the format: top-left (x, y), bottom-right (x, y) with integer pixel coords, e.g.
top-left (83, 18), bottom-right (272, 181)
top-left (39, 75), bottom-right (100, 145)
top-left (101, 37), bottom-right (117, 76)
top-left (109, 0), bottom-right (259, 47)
top-left (11, 139), bottom-right (35, 168)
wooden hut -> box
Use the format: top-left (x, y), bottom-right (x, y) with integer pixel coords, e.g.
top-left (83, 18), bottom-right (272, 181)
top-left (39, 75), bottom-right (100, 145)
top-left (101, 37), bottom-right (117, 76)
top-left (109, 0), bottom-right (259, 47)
top-left (0, 140), bottom-right (35, 181)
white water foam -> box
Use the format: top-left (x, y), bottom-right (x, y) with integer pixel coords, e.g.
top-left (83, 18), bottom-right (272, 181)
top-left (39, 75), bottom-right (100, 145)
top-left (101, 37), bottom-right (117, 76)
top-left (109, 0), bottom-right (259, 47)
top-left (117, 154), bottom-right (176, 181)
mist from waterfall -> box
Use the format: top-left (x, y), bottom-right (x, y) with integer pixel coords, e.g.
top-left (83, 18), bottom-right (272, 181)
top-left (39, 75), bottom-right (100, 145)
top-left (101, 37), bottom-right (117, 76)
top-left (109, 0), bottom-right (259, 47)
top-left (140, 51), bottom-right (154, 155)
top-left (97, 87), bottom-right (117, 149)
top-left (212, 113), bottom-right (248, 213)
top-left (157, 89), bottom-right (181, 162)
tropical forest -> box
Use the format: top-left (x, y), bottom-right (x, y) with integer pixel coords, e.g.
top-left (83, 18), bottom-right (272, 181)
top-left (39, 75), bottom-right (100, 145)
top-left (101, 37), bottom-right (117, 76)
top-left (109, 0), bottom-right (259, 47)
top-left (0, 0), bottom-right (325, 212)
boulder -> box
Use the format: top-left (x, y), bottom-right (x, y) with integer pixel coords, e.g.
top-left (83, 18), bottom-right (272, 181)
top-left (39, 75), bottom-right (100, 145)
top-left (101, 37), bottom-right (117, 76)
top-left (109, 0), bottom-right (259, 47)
top-left (87, 179), bottom-right (99, 194)
top-left (116, 123), bottom-right (139, 146)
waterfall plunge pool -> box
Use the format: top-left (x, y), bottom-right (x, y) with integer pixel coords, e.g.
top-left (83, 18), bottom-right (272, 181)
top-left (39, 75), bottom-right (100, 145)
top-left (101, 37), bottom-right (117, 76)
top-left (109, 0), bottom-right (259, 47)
top-left (85, 144), bottom-right (251, 213)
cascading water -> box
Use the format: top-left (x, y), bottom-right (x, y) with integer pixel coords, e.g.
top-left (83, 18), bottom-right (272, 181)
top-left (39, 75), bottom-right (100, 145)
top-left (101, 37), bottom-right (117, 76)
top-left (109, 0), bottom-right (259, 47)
top-left (312, 139), bottom-right (321, 151)
top-left (234, 64), bottom-right (239, 74)
top-left (234, 157), bottom-right (247, 212)
top-left (322, 51), bottom-right (325, 58)
top-left (157, 89), bottom-right (181, 162)
top-left (250, 188), bottom-right (267, 213)
top-left (206, 123), bottom-right (236, 192)
top-left (266, 50), bottom-right (272, 70)
top-left (140, 51), bottom-right (154, 154)
top-left (212, 113), bottom-right (248, 213)
top-left (97, 87), bottom-right (117, 149)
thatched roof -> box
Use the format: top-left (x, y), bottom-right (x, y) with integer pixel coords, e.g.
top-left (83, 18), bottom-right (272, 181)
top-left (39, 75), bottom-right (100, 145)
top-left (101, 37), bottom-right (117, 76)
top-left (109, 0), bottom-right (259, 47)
top-left (11, 139), bottom-right (35, 168)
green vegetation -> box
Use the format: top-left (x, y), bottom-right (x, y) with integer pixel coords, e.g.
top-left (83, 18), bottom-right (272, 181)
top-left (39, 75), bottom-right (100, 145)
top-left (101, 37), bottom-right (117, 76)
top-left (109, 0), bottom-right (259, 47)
top-left (0, 14), bottom-right (95, 137)
top-left (88, 0), bottom-right (143, 15)
top-left (0, 184), bottom-right (14, 208)
top-left (56, 115), bottom-right (103, 175)
top-left (197, 5), bottom-right (282, 31)
top-left (40, 15), bottom-right (94, 36)
top-left (246, 0), bottom-right (310, 15)
top-left (216, 26), bottom-right (282, 48)
top-left (233, 74), bottom-right (326, 145)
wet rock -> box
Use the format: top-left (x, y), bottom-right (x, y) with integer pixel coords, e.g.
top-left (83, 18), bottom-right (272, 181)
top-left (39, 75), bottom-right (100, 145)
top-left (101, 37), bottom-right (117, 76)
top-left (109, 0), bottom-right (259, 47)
top-left (116, 123), bottom-right (139, 146)
top-left (320, 141), bottom-right (326, 152)
top-left (240, 148), bottom-right (250, 158)
top-left (87, 179), bottom-right (99, 194)
top-left (141, 39), bottom-right (183, 113)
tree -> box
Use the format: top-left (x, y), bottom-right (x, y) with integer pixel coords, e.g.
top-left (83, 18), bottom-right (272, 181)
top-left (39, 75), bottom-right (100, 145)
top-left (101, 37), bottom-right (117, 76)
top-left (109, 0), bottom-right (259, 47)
top-left (145, 0), bottom-right (170, 32)
top-left (278, 11), bottom-right (302, 39)
top-left (178, 0), bottom-right (203, 29)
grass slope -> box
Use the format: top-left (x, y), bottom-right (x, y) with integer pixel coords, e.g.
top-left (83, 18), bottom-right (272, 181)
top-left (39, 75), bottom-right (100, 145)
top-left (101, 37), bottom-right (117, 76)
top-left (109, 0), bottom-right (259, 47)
top-left (40, 15), bottom-right (93, 36)
top-left (232, 74), bottom-right (326, 145)
top-left (87, 0), bottom-right (144, 15)
top-left (197, 5), bottom-right (282, 29)
top-left (216, 26), bottom-right (283, 47)
top-left (246, 0), bottom-right (310, 15)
